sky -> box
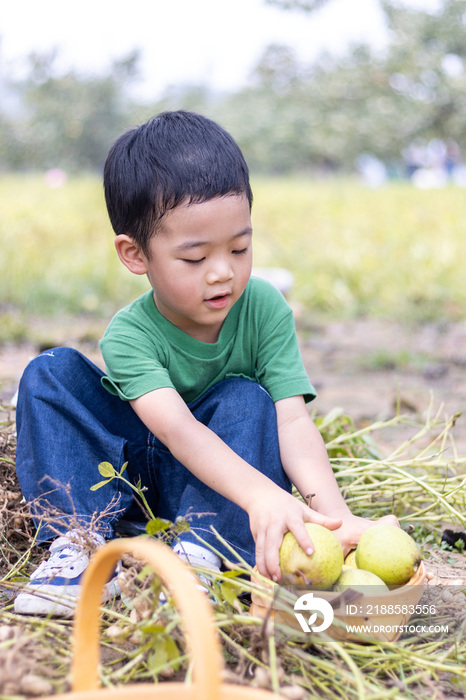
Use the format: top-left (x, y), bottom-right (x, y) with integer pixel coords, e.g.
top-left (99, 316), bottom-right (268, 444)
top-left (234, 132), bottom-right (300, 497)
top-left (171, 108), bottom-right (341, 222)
top-left (1, 0), bottom-right (440, 100)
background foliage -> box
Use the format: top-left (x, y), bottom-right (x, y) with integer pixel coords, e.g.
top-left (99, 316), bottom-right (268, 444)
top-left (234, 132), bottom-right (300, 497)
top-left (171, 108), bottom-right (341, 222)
top-left (2, 0), bottom-right (466, 175)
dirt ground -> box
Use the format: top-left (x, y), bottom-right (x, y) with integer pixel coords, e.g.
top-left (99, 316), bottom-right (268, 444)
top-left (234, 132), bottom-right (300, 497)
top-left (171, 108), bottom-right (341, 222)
top-left (298, 315), bottom-right (466, 456)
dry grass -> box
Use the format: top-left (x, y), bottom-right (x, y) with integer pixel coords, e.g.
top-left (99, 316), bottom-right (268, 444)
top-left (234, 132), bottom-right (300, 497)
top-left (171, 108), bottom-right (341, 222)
top-left (0, 402), bottom-right (465, 699)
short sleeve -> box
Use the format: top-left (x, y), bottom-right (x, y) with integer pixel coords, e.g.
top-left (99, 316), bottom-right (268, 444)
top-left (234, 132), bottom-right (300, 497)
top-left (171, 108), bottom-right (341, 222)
top-left (247, 279), bottom-right (316, 403)
top-left (100, 299), bottom-right (175, 400)
top-left (256, 310), bottom-right (316, 403)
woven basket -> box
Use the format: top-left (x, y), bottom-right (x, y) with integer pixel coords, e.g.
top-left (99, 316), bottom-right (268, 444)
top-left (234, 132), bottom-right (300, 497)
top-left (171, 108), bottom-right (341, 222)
top-left (44, 537), bottom-right (283, 700)
top-left (250, 561), bottom-right (426, 643)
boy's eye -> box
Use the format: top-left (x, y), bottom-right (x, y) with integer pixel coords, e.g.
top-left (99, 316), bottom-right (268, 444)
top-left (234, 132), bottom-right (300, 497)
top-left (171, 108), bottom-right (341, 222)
top-left (232, 247), bottom-right (249, 255)
top-left (182, 257), bottom-right (205, 265)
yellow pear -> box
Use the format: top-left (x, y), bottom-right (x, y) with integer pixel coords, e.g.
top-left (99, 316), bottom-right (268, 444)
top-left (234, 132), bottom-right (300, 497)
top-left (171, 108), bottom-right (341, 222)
top-left (355, 525), bottom-right (421, 586)
top-left (279, 523), bottom-right (343, 588)
top-left (344, 549), bottom-right (358, 568)
top-left (334, 566), bottom-right (389, 592)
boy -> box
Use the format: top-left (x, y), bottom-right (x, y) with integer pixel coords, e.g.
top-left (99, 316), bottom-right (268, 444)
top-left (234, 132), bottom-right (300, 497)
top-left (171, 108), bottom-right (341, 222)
top-left (14, 111), bottom-right (396, 616)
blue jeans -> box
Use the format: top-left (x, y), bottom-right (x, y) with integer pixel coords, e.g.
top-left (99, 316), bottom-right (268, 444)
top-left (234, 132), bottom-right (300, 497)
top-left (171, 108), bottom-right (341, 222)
top-left (15, 347), bottom-right (291, 566)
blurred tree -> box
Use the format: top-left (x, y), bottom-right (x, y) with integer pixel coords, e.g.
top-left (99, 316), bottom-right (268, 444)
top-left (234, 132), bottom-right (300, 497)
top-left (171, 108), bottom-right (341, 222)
top-left (2, 1), bottom-right (466, 173)
top-left (265, 0), bottom-right (332, 10)
top-left (228, 0), bottom-right (466, 172)
top-left (380, 0), bottom-right (466, 145)
top-left (312, 0), bottom-right (466, 167)
top-left (1, 49), bottom-right (142, 171)
top-left (214, 45), bottom-right (329, 173)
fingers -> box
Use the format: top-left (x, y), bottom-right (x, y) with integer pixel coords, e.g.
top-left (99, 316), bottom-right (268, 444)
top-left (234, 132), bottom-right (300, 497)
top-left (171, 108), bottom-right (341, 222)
top-left (254, 522), bottom-right (283, 582)
top-left (256, 511), bottom-right (343, 583)
top-left (334, 513), bottom-right (401, 555)
top-left (342, 542), bottom-right (355, 557)
top-left (254, 535), bottom-right (267, 580)
top-left (303, 509), bottom-right (342, 531)
top-left (284, 519), bottom-right (314, 558)
top-left (254, 511), bottom-right (309, 582)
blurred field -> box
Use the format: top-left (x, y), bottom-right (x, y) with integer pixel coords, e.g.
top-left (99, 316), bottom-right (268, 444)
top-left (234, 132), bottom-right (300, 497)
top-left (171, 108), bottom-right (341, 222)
top-left (1, 174), bottom-right (466, 339)
top-left (252, 177), bottom-right (466, 320)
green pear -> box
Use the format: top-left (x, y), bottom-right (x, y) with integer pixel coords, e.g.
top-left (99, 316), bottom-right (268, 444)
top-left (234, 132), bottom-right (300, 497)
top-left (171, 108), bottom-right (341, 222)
top-left (279, 523), bottom-right (343, 588)
top-left (334, 566), bottom-right (389, 592)
top-left (344, 548), bottom-right (358, 568)
top-left (355, 525), bottom-right (421, 586)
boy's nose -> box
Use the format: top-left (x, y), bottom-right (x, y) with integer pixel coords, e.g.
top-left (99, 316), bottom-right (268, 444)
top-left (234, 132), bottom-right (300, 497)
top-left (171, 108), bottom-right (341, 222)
top-left (206, 258), bottom-right (234, 284)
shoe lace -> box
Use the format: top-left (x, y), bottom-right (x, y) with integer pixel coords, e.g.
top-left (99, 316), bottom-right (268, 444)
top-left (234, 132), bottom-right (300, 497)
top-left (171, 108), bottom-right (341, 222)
top-left (31, 543), bottom-right (85, 581)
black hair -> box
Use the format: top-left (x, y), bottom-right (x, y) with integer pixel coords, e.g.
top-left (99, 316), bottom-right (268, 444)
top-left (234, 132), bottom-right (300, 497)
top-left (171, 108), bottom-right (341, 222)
top-left (103, 110), bottom-right (253, 257)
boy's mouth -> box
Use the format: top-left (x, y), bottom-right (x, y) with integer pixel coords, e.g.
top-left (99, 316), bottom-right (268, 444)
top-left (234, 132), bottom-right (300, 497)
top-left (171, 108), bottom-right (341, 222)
top-left (205, 293), bottom-right (230, 310)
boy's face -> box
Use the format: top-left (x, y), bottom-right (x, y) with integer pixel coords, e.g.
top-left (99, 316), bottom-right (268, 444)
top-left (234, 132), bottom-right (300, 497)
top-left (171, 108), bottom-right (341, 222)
top-left (138, 194), bottom-right (252, 343)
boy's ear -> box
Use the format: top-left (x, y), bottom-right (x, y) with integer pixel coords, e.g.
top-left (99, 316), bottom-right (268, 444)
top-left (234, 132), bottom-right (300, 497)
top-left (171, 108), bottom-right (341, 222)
top-left (114, 235), bottom-right (148, 275)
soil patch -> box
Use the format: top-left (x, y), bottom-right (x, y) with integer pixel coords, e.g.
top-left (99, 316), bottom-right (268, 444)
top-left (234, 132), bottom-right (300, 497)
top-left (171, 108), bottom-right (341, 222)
top-left (297, 316), bottom-right (466, 456)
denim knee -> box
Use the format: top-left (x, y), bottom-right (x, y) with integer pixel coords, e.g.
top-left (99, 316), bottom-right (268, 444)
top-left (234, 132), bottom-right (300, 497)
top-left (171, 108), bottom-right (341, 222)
top-left (15, 346), bottom-right (138, 541)
top-left (190, 377), bottom-right (275, 423)
top-left (19, 347), bottom-right (91, 391)
top-left (218, 377), bottom-right (272, 403)
top-left (212, 377), bottom-right (272, 400)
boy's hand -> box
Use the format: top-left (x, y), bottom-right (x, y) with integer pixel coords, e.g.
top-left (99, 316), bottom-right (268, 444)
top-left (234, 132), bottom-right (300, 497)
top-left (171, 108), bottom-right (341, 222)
top-left (247, 488), bottom-right (342, 582)
top-left (331, 512), bottom-right (399, 557)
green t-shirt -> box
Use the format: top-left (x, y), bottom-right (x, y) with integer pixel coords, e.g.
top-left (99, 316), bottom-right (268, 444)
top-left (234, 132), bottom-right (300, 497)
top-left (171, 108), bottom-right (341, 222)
top-left (100, 276), bottom-right (316, 405)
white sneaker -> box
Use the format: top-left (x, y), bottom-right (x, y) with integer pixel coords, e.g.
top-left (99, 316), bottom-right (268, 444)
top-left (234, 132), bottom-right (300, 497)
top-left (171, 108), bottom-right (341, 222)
top-left (174, 542), bottom-right (221, 585)
top-left (158, 543), bottom-right (221, 603)
top-left (14, 530), bottom-right (120, 617)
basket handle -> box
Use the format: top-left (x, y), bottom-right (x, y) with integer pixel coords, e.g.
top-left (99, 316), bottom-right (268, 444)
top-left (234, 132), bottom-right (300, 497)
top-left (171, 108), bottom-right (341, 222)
top-left (71, 537), bottom-right (222, 700)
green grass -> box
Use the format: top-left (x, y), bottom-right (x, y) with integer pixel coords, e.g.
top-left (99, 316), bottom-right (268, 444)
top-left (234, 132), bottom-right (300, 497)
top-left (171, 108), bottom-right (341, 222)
top-left (251, 177), bottom-right (466, 320)
top-left (0, 175), bottom-right (148, 319)
top-left (1, 174), bottom-right (466, 326)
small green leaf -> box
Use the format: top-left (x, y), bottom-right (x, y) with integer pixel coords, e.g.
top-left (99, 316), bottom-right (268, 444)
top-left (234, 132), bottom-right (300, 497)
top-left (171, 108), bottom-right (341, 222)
top-left (164, 636), bottom-right (180, 665)
top-left (147, 636), bottom-right (180, 675)
top-left (146, 518), bottom-right (172, 536)
top-left (90, 478), bottom-right (113, 491)
top-left (147, 639), bottom-right (168, 674)
top-left (98, 461), bottom-right (116, 477)
top-left (221, 569), bottom-right (243, 579)
top-left (172, 517), bottom-right (190, 534)
top-left (119, 461), bottom-right (128, 475)
top-left (219, 581), bottom-right (240, 607)
top-left (141, 623), bottom-right (165, 635)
